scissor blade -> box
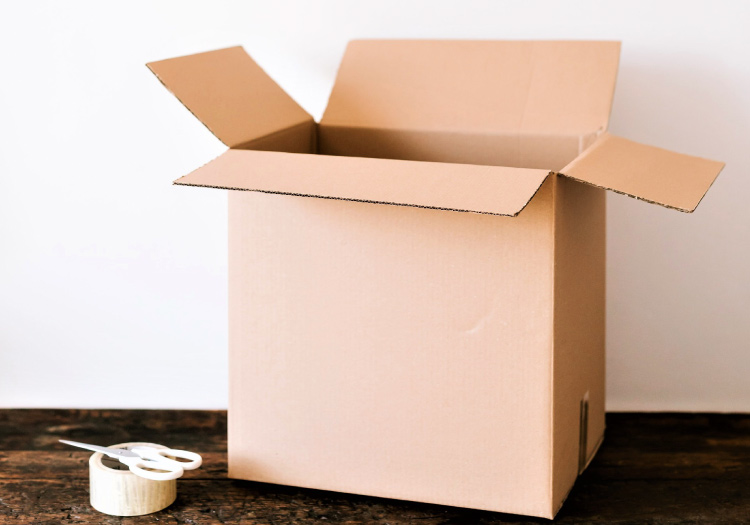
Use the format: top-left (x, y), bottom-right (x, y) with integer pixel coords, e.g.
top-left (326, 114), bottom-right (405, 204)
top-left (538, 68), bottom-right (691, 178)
top-left (59, 439), bottom-right (138, 458)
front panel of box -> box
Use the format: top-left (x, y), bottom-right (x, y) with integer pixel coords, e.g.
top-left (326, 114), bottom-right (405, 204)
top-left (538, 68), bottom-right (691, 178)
top-left (227, 181), bottom-right (556, 516)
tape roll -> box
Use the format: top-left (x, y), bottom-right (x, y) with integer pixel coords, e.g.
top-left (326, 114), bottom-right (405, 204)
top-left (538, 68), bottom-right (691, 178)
top-left (89, 442), bottom-right (177, 516)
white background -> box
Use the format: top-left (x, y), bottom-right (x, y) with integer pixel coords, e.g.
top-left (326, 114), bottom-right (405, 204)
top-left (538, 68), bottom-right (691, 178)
top-left (1, 1), bottom-right (748, 410)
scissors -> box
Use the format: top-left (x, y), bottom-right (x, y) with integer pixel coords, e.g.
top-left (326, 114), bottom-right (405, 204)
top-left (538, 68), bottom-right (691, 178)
top-left (60, 439), bottom-right (202, 481)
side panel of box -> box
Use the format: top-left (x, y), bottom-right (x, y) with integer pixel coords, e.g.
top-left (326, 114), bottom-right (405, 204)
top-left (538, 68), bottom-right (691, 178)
top-left (551, 175), bottom-right (607, 512)
top-left (227, 181), bottom-right (556, 517)
top-left (319, 125), bottom-right (581, 171)
top-left (233, 119), bottom-right (316, 153)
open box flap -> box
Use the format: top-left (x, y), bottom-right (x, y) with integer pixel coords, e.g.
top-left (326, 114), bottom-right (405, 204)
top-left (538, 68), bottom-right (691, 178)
top-left (559, 133), bottom-right (724, 212)
top-left (175, 150), bottom-right (551, 217)
top-left (321, 40), bottom-right (620, 137)
top-left (147, 47), bottom-right (312, 148)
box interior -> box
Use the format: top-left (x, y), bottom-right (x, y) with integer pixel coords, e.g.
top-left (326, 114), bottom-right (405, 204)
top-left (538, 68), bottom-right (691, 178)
top-left (245, 117), bottom-right (588, 174)
top-left (147, 41), bottom-right (723, 214)
top-left (239, 40), bottom-right (622, 172)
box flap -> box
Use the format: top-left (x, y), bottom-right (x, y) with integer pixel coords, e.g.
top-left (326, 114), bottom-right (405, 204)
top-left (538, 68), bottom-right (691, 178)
top-left (175, 150), bottom-right (551, 217)
top-left (147, 47), bottom-right (312, 148)
top-left (321, 40), bottom-right (620, 137)
top-left (559, 133), bottom-right (725, 212)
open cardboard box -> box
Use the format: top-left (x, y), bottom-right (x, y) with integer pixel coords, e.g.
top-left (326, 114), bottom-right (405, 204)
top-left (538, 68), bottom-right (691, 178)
top-left (148, 41), bottom-right (723, 518)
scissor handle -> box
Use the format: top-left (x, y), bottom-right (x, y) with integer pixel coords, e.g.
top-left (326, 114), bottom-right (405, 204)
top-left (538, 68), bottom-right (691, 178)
top-left (120, 455), bottom-right (184, 481)
top-left (130, 446), bottom-right (203, 471)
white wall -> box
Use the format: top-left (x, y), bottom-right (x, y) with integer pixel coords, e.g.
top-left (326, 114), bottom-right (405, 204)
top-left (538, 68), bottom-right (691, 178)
top-left (1, 0), bottom-right (748, 410)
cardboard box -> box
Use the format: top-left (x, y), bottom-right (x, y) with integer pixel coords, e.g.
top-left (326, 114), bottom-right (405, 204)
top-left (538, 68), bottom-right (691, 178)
top-left (147, 41), bottom-right (724, 518)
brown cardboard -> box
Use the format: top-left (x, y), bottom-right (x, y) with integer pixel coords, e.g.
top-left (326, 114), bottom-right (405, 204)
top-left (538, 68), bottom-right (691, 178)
top-left (321, 40), bottom-right (621, 136)
top-left (147, 46), bottom-right (313, 149)
top-left (551, 175), bottom-right (607, 509)
top-left (176, 149), bottom-right (551, 216)
top-left (148, 40), bottom-right (724, 519)
top-left (228, 184), bottom-right (557, 517)
top-left (559, 132), bottom-right (725, 212)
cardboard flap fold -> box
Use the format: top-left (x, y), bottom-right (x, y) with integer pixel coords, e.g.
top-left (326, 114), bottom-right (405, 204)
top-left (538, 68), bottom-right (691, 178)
top-left (147, 47), bottom-right (312, 148)
top-left (321, 40), bottom-right (621, 136)
top-left (176, 150), bottom-right (550, 217)
top-left (559, 133), bottom-right (724, 212)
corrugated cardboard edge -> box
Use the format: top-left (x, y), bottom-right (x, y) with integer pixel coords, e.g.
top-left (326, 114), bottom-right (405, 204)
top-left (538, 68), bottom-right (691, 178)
top-left (174, 168), bottom-right (552, 218)
top-left (174, 150), bottom-right (553, 217)
top-left (559, 170), bottom-right (724, 213)
top-left (559, 133), bottom-right (725, 213)
top-left (146, 46), bottom-right (313, 149)
top-left (146, 49), bottom-right (237, 147)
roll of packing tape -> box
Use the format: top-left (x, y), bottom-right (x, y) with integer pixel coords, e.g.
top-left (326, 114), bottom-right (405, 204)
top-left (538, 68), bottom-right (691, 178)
top-left (89, 442), bottom-right (177, 516)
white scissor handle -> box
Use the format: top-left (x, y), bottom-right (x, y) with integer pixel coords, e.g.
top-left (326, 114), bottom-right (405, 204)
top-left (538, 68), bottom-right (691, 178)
top-left (130, 446), bottom-right (203, 471)
top-left (120, 455), bottom-right (184, 481)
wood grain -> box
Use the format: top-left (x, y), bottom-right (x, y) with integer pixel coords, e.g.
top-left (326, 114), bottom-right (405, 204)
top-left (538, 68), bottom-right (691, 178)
top-left (2, 410), bottom-right (750, 523)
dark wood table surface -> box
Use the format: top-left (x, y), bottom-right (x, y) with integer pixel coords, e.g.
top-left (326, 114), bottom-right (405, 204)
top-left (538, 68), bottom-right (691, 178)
top-left (1, 410), bottom-right (749, 524)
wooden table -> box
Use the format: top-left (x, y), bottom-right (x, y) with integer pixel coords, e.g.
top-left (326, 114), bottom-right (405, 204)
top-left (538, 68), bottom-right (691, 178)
top-left (1, 410), bottom-right (748, 524)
